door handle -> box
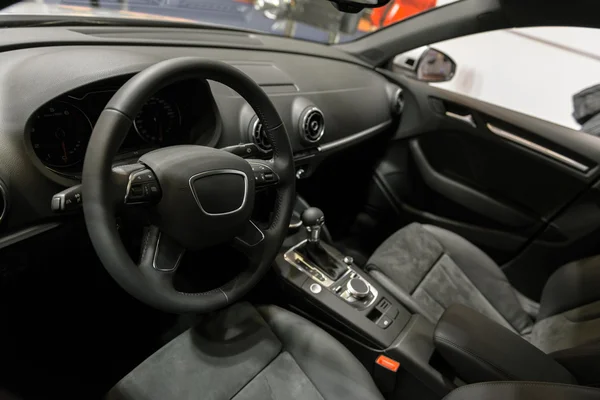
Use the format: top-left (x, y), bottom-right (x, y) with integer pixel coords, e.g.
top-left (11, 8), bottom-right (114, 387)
top-left (446, 111), bottom-right (476, 128)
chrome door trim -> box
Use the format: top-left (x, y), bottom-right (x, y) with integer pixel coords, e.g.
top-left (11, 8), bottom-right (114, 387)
top-left (487, 123), bottom-right (589, 172)
top-left (446, 111), bottom-right (476, 128)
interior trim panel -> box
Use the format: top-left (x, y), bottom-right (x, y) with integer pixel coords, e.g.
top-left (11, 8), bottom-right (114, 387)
top-left (409, 140), bottom-right (535, 228)
top-left (487, 123), bottom-right (591, 172)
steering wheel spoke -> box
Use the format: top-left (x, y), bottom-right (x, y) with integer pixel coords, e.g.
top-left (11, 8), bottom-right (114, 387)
top-left (138, 225), bottom-right (185, 283)
top-left (233, 220), bottom-right (266, 261)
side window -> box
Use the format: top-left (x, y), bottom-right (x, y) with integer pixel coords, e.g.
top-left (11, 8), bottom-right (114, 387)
top-left (394, 27), bottom-right (600, 134)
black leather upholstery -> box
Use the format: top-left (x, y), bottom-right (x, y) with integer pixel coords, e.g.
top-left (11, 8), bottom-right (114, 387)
top-left (538, 255), bottom-right (600, 320)
top-left (551, 342), bottom-right (600, 386)
top-left (443, 382), bottom-right (600, 400)
top-left (433, 305), bottom-right (575, 384)
top-left (106, 302), bottom-right (384, 400)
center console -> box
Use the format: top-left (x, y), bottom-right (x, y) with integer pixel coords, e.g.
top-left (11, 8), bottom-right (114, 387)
top-left (274, 205), bottom-right (457, 399)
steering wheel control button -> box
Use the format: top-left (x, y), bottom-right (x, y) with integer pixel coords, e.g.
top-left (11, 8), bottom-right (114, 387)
top-left (125, 169), bottom-right (161, 204)
top-left (347, 278), bottom-right (370, 299)
top-left (309, 283), bottom-right (322, 294)
top-left (250, 162), bottom-right (279, 188)
top-left (131, 170), bottom-right (156, 183)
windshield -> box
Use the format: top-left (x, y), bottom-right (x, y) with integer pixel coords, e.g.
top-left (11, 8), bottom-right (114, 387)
top-left (1, 0), bottom-right (458, 44)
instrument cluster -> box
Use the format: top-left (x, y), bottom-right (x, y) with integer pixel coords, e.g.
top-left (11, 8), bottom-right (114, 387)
top-left (29, 78), bottom-right (218, 176)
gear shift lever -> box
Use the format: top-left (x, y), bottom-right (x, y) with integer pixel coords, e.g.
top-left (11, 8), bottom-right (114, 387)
top-left (302, 207), bottom-right (325, 244)
top-left (299, 208), bottom-right (346, 280)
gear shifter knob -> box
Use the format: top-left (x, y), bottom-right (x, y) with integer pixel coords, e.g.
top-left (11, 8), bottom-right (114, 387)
top-left (302, 207), bottom-right (325, 243)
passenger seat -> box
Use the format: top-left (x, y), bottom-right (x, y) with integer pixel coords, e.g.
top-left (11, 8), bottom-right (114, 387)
top-left (365, 223), bottom-right (600, 354)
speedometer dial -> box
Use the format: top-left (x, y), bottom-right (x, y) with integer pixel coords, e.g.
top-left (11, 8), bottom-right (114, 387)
top-left (30, 101), bottom-right (92, 168)
top-left (133, 97), bottom-right (180, 145)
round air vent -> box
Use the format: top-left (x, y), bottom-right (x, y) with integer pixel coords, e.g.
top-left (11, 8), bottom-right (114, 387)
top-left (299, 107), bottom-right (325, 144)
top-left (391, 88), bottom-right (405, 115)
top-left (0, 180), bottom-right (7, 225)
top-left (248, 116), bottom-right (272, 153)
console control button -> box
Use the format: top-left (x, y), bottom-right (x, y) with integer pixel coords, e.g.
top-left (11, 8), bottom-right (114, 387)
top-left (347, 278), bottom-right (370, 299)
top-left (377, 315), bottom-right (393, 329)
top-left (309, 283), bottom-right (322, 294)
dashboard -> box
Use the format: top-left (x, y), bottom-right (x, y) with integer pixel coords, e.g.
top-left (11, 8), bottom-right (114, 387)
top-left (28, 77), bottom-right (219, 178)
top-left (0, 26), bottom-right (401, 239)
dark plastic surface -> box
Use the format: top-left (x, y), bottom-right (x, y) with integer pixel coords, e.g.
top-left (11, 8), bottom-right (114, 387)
top-left (301, 207), bottom-right (325, 227)
top-left (372, 69), bottom-right (600, 273)
top-left (387, 315), bottom-right (455, 397)
top-left (274, 253), bottom-right (410, 349)
top-left (409, 140), bottom-right (535, 228)
top-left (0, 36), bottom-right (391, 245)
top-left (191, 173), bottom-right (245, 214)
top-left (140, 146), bottom-right (254, 250)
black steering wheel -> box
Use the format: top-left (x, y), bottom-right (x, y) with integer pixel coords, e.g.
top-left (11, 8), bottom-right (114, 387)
top-left (81, 58), bottom-right (295, 314)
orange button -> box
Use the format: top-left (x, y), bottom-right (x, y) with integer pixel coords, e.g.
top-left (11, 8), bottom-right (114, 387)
top-left (376, 355), bottom-right (400, 372)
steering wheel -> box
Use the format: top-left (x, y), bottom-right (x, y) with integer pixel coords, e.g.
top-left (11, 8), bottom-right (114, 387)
top-left (81, 58), bottom-right (295, 314)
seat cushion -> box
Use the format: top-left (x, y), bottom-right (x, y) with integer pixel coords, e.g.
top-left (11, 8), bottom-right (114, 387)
top-left (106, 302), bottom-right (383, 400)
top-left (538, 255), bottom-right (600, 320)
top-left (531, 300), bottom-right (600, 353)
top-left (366, 223), bottom-right (533, 334)
top-left (444, 382), bottom-right (600, 400)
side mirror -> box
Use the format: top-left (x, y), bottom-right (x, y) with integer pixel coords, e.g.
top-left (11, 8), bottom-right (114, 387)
top-left (393, 47), bottom-right (456, 83)
top-left (328, 0), bottom-right (391, 13)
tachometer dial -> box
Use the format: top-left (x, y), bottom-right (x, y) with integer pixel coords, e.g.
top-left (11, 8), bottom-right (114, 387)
top-left (133, 97), bottom-right (180, 145)
top-left (30, 101), bottom-right (92, 168)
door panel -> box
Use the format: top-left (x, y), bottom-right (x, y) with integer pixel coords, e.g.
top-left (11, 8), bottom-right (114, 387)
top-left (370, 71), bottom-right (600, 298)
top-left (410, 139), bottom-right (536, 228)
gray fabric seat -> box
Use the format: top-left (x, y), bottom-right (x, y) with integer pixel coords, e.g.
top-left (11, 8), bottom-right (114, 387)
top-left (366, 223), bottom-right (600, 354)
top-left (106, 302), bottom-right (384, 400)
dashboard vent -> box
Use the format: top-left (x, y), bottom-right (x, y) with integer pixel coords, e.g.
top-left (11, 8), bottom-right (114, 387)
top-left (391, 88), bottom-right (405, 115)
top-left (300, 107), bottom-right (325, 144)
top-left (0, 180), bottom-right (7, 225)
top-left (249, 117), bottom-right (272, 153)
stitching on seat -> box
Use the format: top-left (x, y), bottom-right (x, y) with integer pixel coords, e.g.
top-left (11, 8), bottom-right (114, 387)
top-left (434, 336), bottom-right (519, 381)
top-left (425, 227), bottom-right (530, 333)
top-left (409, 251), bottom-right (445, 295)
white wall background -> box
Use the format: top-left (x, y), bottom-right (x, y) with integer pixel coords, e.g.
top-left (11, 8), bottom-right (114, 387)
top-left (431, 27), bottom-right (600, 130)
